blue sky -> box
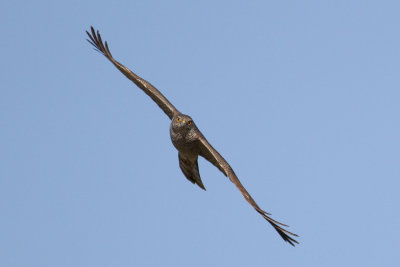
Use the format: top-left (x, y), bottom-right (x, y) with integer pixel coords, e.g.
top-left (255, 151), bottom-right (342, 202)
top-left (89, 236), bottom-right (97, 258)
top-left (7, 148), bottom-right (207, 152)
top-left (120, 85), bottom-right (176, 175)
top-left (1, 1), bottom-right (399, 266)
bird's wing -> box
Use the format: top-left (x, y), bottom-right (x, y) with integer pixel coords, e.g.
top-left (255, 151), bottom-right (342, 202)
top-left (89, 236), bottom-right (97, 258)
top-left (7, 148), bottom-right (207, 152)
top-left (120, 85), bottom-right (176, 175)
top-left (198, 134), bottom-right (299, 246)
top-left (86, 26), bottom-right (180, 120)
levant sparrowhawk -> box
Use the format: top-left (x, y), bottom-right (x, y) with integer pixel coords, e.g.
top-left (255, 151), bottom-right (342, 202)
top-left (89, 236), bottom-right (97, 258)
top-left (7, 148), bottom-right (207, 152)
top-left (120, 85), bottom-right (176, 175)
top-left (86, 26), bottom-right (298, 246)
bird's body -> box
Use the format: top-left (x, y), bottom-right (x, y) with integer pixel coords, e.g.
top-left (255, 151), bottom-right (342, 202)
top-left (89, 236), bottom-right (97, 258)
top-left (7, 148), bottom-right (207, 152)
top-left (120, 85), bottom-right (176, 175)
top-left (170, 114), bottom-right (206, 190)
top-left (86, 27), bottom-right (298, 246)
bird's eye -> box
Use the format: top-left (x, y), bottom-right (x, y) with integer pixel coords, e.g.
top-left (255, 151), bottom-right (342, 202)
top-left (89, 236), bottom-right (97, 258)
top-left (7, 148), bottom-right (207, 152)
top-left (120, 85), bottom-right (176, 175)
top-left (176, 117), bottom-right (181, 122)
top-left (187, 121), bottom-right (192, 126)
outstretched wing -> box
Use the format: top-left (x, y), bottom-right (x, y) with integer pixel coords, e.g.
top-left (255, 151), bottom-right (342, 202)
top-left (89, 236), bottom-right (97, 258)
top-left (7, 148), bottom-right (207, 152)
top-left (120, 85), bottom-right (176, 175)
top-left (198, 134), bottom-right (299, 246)
top-left (86, 26), bottom-right (180, 120)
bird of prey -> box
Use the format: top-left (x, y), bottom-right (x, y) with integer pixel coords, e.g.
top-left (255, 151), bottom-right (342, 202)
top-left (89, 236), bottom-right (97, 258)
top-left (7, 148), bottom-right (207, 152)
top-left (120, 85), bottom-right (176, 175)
top-left (86, 26), bottom-right (298, 246)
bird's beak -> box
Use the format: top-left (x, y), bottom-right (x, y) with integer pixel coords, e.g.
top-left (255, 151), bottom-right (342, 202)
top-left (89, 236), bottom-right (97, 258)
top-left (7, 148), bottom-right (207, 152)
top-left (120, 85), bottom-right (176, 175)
top-left (182, 120), bottom-right (186, 123)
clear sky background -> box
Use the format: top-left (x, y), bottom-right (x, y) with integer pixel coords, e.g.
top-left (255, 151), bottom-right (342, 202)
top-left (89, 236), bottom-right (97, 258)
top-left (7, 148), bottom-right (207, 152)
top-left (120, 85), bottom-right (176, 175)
top-left (1, 1), bottom-right (399, 266)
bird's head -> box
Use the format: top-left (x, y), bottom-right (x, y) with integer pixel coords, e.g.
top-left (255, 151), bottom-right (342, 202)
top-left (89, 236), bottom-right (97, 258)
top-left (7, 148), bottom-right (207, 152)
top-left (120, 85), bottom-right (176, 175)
top-left (171, 114), bottom-right (195, 133)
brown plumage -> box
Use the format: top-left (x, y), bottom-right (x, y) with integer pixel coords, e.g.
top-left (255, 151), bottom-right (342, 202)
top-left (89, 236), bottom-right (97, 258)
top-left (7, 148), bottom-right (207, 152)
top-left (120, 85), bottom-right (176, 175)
top-left (86, 26), bottom-right (299, 246)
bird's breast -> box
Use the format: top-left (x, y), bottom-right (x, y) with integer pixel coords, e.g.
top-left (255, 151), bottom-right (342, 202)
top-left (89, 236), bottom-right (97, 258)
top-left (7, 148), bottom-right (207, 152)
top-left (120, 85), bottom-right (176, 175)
top-left (170, 128), bottom-right (199, 155)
